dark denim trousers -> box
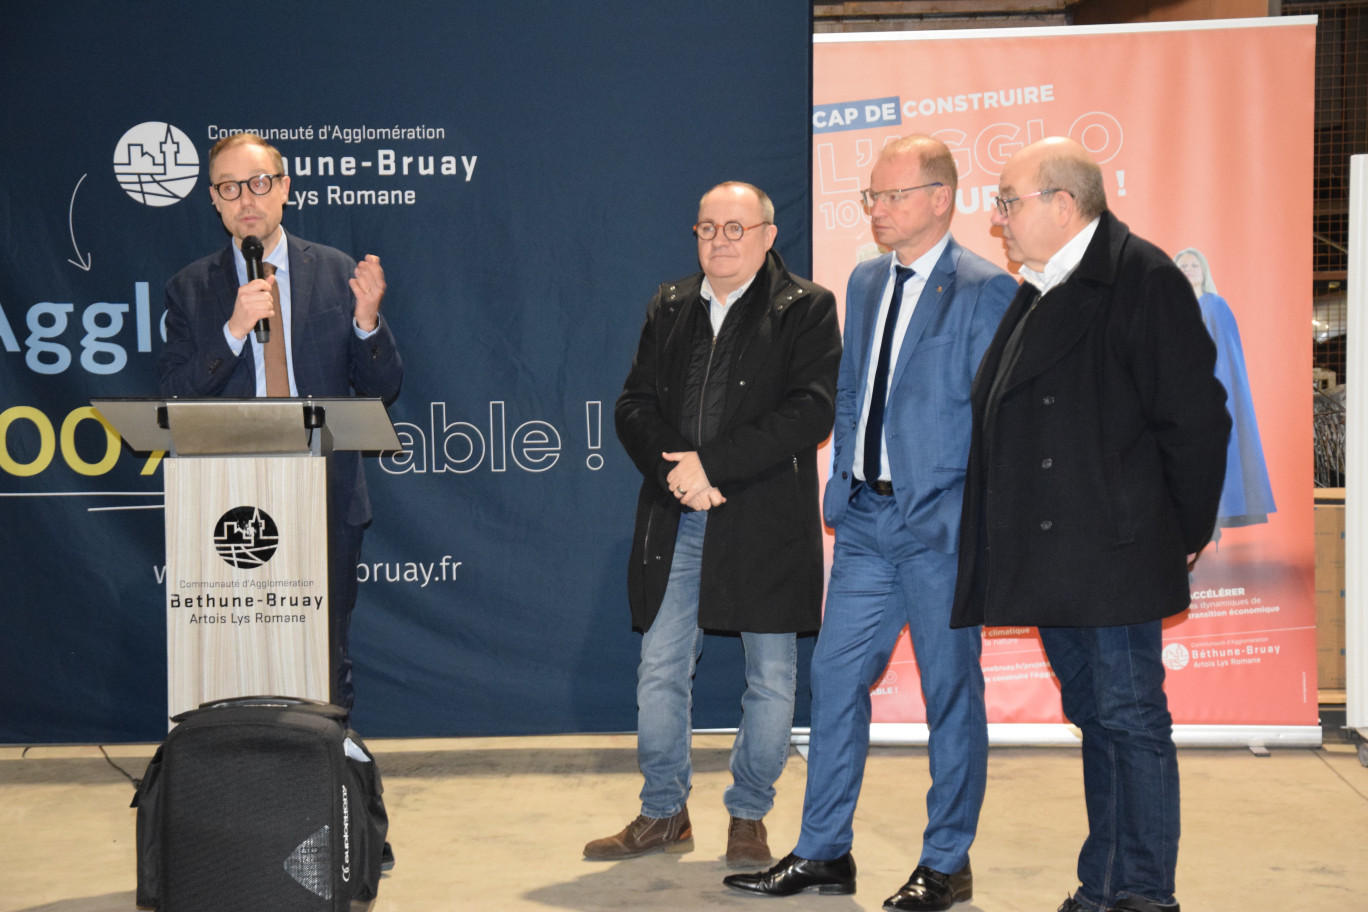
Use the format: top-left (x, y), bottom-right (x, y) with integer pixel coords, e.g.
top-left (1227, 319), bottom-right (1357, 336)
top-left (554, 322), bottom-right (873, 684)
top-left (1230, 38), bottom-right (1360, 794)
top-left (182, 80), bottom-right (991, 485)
top-left (1039, 621), bottom-right (1179, 911)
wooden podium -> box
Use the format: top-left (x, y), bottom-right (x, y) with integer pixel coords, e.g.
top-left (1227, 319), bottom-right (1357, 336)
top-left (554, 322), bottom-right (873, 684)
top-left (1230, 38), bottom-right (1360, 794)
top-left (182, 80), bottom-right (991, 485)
top-left (93, 397), bottom-right (400, 721)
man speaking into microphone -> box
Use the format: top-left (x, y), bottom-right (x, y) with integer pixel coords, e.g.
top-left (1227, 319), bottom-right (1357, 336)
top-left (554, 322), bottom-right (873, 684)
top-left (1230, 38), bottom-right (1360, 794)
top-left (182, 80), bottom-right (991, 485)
top-left (159, 132), bottom-right (403, 713)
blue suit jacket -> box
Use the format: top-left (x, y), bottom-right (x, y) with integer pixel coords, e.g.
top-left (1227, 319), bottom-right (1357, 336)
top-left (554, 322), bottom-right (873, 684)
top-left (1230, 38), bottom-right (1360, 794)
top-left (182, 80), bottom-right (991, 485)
top-left (824, 236), bottom-right (1015, 553)
top-left (158, 233), bottom-right (404, 526)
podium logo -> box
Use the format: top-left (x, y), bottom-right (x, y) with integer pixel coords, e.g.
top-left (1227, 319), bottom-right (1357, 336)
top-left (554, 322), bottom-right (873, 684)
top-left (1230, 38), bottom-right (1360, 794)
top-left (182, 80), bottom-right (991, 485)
top-left (213, 506), bottom-right (280, 569)
top-left (113, 121), bottom-right (200, 207)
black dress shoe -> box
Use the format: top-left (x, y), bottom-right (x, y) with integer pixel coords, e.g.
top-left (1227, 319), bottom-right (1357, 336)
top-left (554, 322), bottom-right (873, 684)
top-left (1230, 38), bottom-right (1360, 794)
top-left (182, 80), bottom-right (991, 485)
top-left (882, 861), bottom-right (972, 911)
top-left (723, 851), bottom-right (856, 896)
top-left (1110, 897), bottom-right (1179, 912)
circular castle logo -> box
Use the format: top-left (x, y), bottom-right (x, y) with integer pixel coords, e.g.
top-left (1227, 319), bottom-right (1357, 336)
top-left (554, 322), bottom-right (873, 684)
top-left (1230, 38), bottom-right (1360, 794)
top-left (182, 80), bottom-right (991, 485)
top-left (1161, 643), bottom-right (1190, 671)
top-left (113, 122), bottom-right (200, 207)
top-left (213, 506), bottom-right (280, 569)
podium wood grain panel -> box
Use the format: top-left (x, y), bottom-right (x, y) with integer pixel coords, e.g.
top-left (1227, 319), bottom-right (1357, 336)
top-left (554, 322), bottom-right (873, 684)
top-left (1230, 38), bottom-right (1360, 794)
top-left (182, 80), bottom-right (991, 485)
top-left (164, 455), bottom-right (330, 719)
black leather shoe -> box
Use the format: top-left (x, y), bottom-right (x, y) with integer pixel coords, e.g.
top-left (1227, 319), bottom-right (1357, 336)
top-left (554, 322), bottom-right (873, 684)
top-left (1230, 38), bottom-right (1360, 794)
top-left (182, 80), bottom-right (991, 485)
top-left (1110, 897), bottom-right (1179, 912)
top-left (723, 852), bottom-right (856, 896)
top-left (882, 861), bottom-right (972, 911)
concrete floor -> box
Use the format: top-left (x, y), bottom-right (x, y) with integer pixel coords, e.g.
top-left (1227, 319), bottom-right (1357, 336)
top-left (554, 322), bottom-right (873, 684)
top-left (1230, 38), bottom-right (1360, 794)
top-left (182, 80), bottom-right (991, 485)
top-left (2, 733), bottom-right (1366, 912)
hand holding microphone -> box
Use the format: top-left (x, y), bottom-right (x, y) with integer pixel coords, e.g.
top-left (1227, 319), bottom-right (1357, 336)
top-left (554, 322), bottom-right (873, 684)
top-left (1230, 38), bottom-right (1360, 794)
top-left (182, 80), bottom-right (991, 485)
top-left (240, 235), bottom-right (271, 343)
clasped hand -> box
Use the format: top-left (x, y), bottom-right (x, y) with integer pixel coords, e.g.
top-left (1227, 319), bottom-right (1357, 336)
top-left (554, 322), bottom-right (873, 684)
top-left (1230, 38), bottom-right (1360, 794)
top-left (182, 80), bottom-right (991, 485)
top-left (663, 451), bottom-right (726, 512)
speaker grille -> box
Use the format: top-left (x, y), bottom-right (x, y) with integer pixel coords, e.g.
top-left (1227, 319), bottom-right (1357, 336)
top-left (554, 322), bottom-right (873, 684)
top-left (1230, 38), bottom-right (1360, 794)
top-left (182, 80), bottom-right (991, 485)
top-left (162, 722), bottom-right (335, 911)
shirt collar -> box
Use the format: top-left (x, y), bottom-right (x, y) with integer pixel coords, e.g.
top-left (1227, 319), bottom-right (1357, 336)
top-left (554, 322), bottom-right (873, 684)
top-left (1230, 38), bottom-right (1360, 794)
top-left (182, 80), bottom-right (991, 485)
top-left (701, 271), bottom-right (758, 307)
top-left (1019, 217), bottom-right (1099, 294)
top-left (892, 230), bottom-right (951, 280)
top-left (231, 228), bottom-right (289, 276)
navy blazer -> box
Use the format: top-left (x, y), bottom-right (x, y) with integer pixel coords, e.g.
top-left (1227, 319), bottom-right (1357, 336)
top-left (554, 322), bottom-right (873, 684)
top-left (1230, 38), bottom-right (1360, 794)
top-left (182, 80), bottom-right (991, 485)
top-left (159, 233), bottom-right (404, 526)
top-left (825, 236), bottom-right (1015, 553)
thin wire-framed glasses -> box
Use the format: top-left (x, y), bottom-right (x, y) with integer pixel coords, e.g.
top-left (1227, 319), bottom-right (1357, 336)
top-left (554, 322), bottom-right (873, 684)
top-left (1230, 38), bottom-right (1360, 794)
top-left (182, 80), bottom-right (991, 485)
top-left (860, 183), bottom-right (943, 209)
top-left (693, 220), bottom-right (769, 241)
top-left (211, 173), bottom-right (285, 201)
top-left (992, 188), bottom-right (1061, 218)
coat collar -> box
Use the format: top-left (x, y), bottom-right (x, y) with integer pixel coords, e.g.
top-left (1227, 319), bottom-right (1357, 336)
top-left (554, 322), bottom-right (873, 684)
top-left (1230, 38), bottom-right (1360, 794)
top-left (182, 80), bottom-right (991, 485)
top-left (999, 211), bottom-right (1129, 392)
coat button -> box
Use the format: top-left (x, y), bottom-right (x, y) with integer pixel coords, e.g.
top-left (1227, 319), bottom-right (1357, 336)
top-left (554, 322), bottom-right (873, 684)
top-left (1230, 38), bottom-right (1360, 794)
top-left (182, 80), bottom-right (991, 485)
top-left (1041, 457), bottom-right (1053, 469)
top-left (1040, 520), bottom-right (1053, 530)
top-left (841, 470), bottom-right (849, 479)
top-left (1042, 395), bottom-right (1055, 405)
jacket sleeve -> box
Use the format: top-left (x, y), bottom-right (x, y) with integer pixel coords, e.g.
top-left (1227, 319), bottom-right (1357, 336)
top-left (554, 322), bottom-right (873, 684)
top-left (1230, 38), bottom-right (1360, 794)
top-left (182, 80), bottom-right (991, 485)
top-left (615, 291), bottom-right (695, 491)
top-left (1129, 261), bottom-right (1232, 553)
top-left (348, 313), bottom-right (404, 405)
top-left (158, 274), bottom-right (242, 399)
top-left (695, 288), bottom-right (842, 487)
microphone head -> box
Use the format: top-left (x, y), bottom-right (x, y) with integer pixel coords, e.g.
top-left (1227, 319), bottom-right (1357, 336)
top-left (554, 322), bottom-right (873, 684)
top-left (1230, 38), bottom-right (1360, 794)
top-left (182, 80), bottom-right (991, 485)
top-left (241, 235), bottom-right (263, 260)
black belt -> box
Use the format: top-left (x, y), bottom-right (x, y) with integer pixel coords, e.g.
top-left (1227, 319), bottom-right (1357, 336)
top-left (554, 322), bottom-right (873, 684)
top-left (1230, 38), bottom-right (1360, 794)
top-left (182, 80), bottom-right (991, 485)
top-left (855, 478), bottom-right (894, 496)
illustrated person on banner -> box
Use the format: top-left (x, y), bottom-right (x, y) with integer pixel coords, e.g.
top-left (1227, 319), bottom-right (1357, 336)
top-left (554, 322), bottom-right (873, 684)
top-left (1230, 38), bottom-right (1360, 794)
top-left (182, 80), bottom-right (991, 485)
top-left (1173, 247), bottom-right (1276, 534)
top-left (724, 135), bottom-right (1014, 909)
top-left (158, 133), bottom-right (404, 714)
top-left (588, 182), bottom-right (841, 868)
top-left (953, 137), bottom-right (1230, 912)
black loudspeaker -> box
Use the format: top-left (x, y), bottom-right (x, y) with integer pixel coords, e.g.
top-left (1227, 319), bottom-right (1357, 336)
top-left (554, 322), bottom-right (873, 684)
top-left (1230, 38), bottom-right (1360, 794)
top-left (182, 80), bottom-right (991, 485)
top-left (133, 697), bottom-right (388, 911)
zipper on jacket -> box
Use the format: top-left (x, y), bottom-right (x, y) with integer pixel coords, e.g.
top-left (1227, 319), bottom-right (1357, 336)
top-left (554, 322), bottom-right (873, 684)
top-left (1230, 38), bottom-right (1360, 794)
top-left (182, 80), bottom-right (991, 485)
top-left (696, 334), bottom-right (718, 445)
top-left (641, 509), bottom-right (655, 565)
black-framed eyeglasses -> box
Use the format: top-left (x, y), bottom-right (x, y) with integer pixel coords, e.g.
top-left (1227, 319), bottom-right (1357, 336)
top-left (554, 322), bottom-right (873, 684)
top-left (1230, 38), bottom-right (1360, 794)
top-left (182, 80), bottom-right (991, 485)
top-left (992, 188), bottom-right (1061, 218)
top-left (860, 183), bottom-right (943, 209)
top-left (211, 173), bottom-right (285, 201)
top-left (693, 220), bottom-right (769, 241)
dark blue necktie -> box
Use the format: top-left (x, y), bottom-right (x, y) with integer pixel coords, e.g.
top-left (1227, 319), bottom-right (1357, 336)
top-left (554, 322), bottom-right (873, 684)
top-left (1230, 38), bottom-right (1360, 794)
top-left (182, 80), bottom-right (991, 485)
top-left (863, 265), bottom-right (915, 483)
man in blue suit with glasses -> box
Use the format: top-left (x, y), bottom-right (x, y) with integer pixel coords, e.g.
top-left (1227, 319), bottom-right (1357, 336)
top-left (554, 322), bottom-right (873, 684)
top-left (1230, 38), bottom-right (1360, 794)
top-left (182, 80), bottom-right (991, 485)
top-left (159, 132), bottom-right (403, 715)
top-left (726, 134), bottom-right (1014, 910)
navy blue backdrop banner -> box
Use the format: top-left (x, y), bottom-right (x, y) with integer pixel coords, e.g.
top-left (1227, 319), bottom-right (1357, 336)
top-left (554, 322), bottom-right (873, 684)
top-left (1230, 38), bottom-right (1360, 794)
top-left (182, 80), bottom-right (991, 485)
top-left (1, 2), bottom-right (815, 742)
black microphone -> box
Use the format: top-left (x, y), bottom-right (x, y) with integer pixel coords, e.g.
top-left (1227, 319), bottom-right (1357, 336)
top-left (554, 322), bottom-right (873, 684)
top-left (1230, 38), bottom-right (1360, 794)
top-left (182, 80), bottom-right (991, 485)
top-left (241, 235), bottom-right (269, 343)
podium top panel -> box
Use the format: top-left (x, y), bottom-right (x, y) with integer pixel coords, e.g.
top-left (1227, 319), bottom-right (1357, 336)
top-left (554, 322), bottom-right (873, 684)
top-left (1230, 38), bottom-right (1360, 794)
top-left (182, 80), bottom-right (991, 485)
top-left (91, 397), bottom-right (402, 455)
top-left (168, 400), bottom-right (310, 455)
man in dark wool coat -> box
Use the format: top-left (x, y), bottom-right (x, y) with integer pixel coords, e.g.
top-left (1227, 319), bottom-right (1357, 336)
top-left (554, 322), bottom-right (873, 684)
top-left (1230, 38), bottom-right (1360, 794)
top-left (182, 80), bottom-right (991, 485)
top-left (953, 137), bottom-right (1231, 912)
top-left (586, 181), bottom-right (841, 869)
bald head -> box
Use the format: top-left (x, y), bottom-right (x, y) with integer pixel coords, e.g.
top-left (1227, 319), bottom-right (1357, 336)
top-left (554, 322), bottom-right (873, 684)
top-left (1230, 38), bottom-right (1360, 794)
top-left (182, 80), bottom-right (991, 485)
top-left (992, 137), bottom-right (1107, 271)
top-left (1014, 137), bottom-right (1107, 220)
top-left (878, 134), bottom-right (959, 197)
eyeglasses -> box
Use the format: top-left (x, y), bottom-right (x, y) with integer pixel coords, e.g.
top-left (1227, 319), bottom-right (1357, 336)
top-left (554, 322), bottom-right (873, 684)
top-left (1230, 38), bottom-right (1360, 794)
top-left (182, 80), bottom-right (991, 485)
top-left (860, 183), bottom-right (943, 209)
top-left (211, 173), bottom-right (285, 201)
top-left (992, 188), bottom-right (1061, 218)
top-left (694, 220), bottom-right (769, 241)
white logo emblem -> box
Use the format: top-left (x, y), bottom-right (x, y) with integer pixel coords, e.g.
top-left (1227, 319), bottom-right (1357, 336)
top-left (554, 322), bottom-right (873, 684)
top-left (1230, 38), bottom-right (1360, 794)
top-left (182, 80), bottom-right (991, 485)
top-left (1161, 643), bottom-right (1190, 671)
top-left (113, 122), bottom-right (199, 207)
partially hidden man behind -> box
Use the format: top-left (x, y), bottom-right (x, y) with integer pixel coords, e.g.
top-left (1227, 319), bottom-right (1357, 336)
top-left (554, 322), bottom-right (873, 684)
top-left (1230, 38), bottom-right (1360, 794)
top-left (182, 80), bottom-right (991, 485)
top-left (953, 138), bottom-right (1230, 912)
top-left (158, 133), bottom-right (404, 713)
top-left (588, 182), bottom-right (841, 867)
top-left (726, 136), bottom-right (1014, 910)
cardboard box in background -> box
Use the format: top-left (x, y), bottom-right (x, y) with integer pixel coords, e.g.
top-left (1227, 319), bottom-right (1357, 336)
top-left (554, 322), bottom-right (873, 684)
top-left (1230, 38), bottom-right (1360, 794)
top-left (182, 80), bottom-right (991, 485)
top-left (1314, 495), bottom-right (1346, 691)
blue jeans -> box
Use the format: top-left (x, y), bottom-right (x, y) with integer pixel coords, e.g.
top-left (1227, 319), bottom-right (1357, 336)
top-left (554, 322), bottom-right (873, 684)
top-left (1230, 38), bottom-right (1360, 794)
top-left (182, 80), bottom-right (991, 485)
top-left (637, 511), bottom-right (798, 820)
top-left (1039, 622), bottom-right (1179, 910)
top-left (796, 486), bottom-right (987, 871)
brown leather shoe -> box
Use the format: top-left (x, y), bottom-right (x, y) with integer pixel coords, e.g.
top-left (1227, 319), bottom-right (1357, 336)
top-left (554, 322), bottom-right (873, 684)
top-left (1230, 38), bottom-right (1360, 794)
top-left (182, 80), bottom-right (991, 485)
top-left (725, 816), bottom-right (772, 868)
top-left (583, 808), bottom-right (693, 860)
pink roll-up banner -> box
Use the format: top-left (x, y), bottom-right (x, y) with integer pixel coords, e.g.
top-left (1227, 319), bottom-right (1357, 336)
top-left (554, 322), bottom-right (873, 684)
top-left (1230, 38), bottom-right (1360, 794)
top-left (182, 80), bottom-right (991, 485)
top-left (811, 18), bottom-right (1319, 747)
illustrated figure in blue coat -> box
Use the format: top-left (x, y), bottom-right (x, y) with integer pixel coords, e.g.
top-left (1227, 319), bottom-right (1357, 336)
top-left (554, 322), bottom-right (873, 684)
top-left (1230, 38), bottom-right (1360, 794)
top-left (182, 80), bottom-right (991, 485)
top-left (1174, 248), bottom-right (1276, 529)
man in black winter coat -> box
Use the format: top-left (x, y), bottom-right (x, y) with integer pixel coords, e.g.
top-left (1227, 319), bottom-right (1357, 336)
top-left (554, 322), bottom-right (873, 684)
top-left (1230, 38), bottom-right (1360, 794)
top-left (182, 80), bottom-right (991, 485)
top-left (954, 137), bottom-right (1231, 912)
top-left (584, 182), bottom-right (841, 869)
